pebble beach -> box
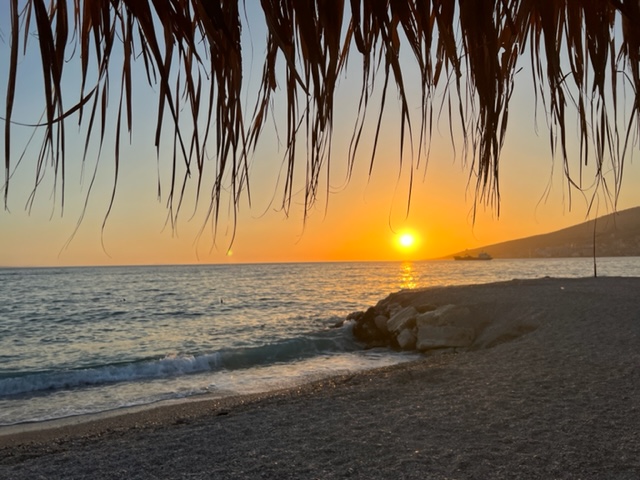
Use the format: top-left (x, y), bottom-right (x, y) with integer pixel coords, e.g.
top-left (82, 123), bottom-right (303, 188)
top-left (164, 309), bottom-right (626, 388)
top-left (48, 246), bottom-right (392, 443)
top-left (1, 277), bottom-right (639, 479)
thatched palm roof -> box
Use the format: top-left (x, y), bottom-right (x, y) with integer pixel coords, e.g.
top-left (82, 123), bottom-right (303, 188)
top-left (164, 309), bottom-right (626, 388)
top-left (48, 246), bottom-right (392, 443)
top-left (3, 1), bottom-right (640, 226)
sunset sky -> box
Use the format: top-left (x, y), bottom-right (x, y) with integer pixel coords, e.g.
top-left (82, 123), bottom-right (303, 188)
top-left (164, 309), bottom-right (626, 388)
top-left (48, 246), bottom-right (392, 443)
top-left (1, 4), bottom-right (639, 267)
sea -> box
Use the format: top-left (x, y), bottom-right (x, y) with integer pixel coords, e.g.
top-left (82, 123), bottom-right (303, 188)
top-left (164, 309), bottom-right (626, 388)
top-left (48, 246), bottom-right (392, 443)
top-left (1, 257), bottom-right (638, 426)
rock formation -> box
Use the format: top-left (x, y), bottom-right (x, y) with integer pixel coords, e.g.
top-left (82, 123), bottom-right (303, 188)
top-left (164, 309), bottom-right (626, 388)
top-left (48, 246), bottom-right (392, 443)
top-left (348, 283), bottom-right (541, 354)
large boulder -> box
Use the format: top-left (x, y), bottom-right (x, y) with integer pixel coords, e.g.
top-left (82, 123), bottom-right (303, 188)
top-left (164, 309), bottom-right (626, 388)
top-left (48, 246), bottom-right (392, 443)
top-left (384, 302), bottom-right (403, 318)
top-left (374, 314), bottom-right (390, 334)
top-left (396, 328), bottom-right (417, 350)
top-left (415, 303), bottom-right (437, 314)
top-left (416, 325), bottom-right (475, 351)
top-left (415, 304), bottom-right (473, 329)
top-left (472, 306), bottom-right (541, 349)
top-left (415, 305), bottom-right (476, 352)
top-left (387, 306), bottom-right (418, 333)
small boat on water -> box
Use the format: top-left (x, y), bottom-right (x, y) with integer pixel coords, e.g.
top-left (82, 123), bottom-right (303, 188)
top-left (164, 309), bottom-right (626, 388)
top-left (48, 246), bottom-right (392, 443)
top-left (454, 252), bottom-right (493, 261)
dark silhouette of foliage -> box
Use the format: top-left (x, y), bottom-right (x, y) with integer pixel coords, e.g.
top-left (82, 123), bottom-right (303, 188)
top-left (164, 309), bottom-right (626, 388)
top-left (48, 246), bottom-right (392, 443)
top-left (2, 1), bottom-right (639, 227)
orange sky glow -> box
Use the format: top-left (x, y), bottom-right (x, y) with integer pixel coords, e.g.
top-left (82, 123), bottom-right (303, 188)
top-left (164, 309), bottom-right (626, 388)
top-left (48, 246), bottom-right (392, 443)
top-left (1, 5), bottom-right (639, 268)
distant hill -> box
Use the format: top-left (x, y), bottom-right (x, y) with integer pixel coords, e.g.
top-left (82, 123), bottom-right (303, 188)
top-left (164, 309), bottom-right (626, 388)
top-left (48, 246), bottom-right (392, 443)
top-left (447, 206), bottom-right (640, 259)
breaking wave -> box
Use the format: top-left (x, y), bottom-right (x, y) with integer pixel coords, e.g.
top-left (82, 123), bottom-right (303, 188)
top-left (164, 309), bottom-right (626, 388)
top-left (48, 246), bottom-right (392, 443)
top-left (0, 327), bottom-right (357, 397)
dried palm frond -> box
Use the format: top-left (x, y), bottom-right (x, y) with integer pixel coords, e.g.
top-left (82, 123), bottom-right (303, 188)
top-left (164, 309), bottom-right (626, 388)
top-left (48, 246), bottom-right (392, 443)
top-left (2, 1), bottom-right (639, 226)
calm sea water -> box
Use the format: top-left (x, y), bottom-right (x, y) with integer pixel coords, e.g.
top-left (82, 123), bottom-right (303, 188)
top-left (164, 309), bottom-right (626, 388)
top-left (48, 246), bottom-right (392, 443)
top-left (1, 258), bottom-right (638, 425)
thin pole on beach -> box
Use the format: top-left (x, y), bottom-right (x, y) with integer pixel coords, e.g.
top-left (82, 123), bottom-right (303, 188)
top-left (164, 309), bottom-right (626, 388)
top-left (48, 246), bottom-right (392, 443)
top-left (592, 216), bottom-right (598, 278)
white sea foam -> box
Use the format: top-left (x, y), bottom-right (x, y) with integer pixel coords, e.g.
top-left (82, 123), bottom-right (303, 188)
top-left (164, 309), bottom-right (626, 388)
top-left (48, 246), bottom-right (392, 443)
top-left (0, 352), bottom-right (222, 397)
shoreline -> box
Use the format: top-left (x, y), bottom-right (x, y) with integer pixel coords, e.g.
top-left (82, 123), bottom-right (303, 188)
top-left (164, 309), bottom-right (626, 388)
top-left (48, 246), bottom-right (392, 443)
top-left (0, 359), bottom-right (424, 447)
top-left (2, 276), bottom-right (639, 479)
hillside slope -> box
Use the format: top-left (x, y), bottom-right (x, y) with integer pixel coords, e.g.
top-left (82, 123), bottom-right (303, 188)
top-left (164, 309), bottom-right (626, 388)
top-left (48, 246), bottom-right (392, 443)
top-left (447, 207), bottom-right (640, 259)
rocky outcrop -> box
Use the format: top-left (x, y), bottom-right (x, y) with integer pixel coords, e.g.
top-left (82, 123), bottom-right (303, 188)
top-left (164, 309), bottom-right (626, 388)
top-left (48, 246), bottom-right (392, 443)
top-left (348, 295), bottom-right (539, 354)
top-left (349, 307), bottom-right (387, 348)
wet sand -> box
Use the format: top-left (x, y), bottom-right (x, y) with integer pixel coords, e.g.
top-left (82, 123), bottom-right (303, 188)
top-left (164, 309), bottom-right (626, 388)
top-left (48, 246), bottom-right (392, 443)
top-left (1, 277), bottom-right (639, 479)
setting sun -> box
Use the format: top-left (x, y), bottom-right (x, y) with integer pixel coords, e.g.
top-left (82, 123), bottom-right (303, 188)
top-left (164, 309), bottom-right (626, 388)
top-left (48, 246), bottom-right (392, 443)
top-left (397, 233), bottom-right (417, 249)
top-left (394, 232), bottom-right (422, 259)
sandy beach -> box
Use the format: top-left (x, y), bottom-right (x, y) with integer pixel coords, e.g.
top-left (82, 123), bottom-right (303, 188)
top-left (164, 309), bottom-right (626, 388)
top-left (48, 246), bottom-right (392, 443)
top-left (1, 277), bottom-right (639, 479)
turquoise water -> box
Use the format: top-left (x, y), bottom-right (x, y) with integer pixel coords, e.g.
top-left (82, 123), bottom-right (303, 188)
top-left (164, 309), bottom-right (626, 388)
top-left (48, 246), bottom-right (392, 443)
top-left (1, 258), bottom-right (638, 425)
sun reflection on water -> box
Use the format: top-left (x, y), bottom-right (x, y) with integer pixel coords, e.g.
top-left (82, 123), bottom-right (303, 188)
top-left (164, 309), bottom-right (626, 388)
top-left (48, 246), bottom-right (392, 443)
top-left (399, 262), bottom-right (418, 290)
